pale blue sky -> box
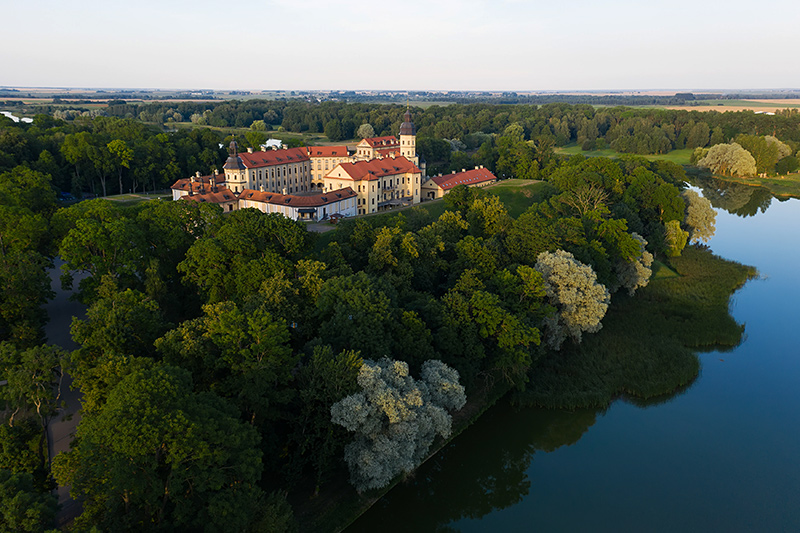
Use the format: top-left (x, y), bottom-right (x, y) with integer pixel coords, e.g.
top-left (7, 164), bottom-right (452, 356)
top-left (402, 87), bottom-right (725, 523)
top-left (3, 0), bottom-right (798, 91)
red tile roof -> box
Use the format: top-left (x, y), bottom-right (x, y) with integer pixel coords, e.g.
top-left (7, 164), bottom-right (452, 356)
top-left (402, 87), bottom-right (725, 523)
top-left (237, 147), bottom-right (310, 169)
top-left (360, 136), bottom-right (399, 148)
top-left (306, 146), bottom-right (352, 158)
top-left (240, 187), bottom-right (357, 207)
top-left (181, 189), bottom-right (238, 204)
top-left (375, 146), bottom-right (401, 156)
top-left (171, 174), bottom-right (227, 194)
top-left (430, 168), bottom-right (498, 190)
top-left (334, 156), bottom-right (420, 181)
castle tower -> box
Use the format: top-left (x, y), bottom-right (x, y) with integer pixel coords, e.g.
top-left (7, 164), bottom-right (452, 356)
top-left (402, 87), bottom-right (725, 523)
top-left (399, 107), bottom-right (417, 165)
top-left (223, 139), bottom-right (247, 194)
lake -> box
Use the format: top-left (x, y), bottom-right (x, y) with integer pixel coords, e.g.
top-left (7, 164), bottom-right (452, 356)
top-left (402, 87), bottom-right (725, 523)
top-left (349, 181), bottom-right (800, 531)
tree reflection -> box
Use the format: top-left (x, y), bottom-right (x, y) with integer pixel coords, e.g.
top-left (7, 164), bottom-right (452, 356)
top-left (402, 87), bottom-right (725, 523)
top-left (693, 176), bottom-right (772, 217)
top-left (347, 401), bottom-right (599, 532)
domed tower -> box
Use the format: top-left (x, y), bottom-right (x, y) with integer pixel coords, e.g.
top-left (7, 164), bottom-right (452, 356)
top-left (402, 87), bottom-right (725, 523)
top-left (399, 107), bottom-right (418, 165)
top-left (223, 139), bottom-right (247, 194)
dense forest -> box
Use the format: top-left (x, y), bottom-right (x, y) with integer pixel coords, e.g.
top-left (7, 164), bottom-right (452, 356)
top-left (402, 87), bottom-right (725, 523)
top-left (0, 100), bottom-right (783, 530)
top-left (3, 101), bottom-right (798, 201)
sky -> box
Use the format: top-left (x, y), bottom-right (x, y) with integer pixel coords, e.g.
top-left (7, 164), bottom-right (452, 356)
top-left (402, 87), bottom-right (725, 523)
top-left (3, 0), bottom-right (799, 92)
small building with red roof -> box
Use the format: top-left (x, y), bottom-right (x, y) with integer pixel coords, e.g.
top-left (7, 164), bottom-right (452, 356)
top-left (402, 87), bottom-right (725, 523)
top-left (238, 187), bottom-right (357, 221)
top-left (421, 166), bottom-right (498, 200)
top-left (171, 171), bottom-right (228, 201)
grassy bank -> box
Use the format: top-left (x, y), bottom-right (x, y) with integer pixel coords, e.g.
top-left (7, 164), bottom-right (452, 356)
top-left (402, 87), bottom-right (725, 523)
top-left (555, 145), bottom-right (693, 166)
top-left (518, 246), bottom-right (757, 409)
top-left (703, 172), bottom-right (800, 199)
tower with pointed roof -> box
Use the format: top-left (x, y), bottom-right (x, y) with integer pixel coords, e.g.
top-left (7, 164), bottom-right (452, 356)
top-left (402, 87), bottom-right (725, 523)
top-left (399, 107), bottom-right (418, 166)
top-left (223, 139), bottom-right (247, 194)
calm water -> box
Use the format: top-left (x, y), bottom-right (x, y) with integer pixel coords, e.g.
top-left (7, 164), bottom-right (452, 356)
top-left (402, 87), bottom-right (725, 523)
top-left (350, 184), bottom-right (800, 532)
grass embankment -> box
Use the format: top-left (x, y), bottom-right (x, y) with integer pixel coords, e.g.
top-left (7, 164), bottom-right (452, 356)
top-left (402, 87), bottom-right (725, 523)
top-left (519, 246), bottom-right (757, 409)
top-left (555, 145), bottom-right (693, 166)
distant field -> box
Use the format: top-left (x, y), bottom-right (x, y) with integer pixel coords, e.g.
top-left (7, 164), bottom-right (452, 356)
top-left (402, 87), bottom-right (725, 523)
top-left (555, 145), bottom-right (693, 166)
top-left (664, 99), bottom-right (800, 113)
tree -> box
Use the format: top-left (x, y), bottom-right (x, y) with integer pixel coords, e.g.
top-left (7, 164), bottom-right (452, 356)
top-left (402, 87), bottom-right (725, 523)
top-left (53, 364), bottom-right (267, 532)
top-left (69, 277), bottom-right (168, 413)
top-left (286, 346), bottom-right (363, 489)
top-left (356, 123), bottom-right (375, 139)
top-left (664, 219), bottom-right (688, 257)
top-left (245, 130), bottom-right (267, 150)
top-left (534, 250), bottom-right (610, 350)
top-left (156, 301), bottom-right (297, 426)
top-left (250, 119), bottom-right (267, 131)
top-left (331, 358), bottom-right (466, 492)
top-left (613, 233), bottom-right (653, 296)
top-left (0, 469), bottom-right (58, 533)
top-left (697, 142), bottom-right (757, 178)
top-left (314, 272), bottom-right (395, 358)
top-left (324, 119), bottom-right (344, 142)
top-left (0, 343), bottom-right (66, 470)
top-left (106, 139), bottom-right (133, 195)
top-left (55, 200), bottom-right (148, 302)
top-left (178, 209), bottom-right (311, 304)
top-left (682, 190), bottom-right (716, 243)
top-left (0, 167), bottom-right (57, 216)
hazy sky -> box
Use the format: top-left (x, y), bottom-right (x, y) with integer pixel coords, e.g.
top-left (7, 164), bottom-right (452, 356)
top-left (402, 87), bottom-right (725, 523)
top-left (4, 0), bottom-right (798, 91)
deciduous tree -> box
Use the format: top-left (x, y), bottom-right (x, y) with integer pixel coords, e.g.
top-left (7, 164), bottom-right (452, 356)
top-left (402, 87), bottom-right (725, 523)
top-left (331, 358), bottom-right (466, 492)
top-left (534, 250), bottom-right (610, 350)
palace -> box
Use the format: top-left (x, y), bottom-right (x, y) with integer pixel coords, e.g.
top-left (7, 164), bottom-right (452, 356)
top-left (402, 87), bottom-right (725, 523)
top-left (170, 109), bottom-right (496, 221)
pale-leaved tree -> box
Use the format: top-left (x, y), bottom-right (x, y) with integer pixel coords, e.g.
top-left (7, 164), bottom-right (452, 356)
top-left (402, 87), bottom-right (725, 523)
top-left (331, 358), bottom-right (466, 492)
top-left (534, 250), bottom-right (610, 350)
top-left (697, 142), bottom-right (757, 177)
top-left (356, 123), bottom-right (375, 139)
top-left (682, 190), bottom-right (716, 243)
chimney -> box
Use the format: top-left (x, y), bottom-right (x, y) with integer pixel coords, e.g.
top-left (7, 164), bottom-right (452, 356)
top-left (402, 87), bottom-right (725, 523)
top-left (195, 171), bottom-right (201, 178)
top-left (210, 175), bottom-right (217, 193)
top-left (260, 185), bottom-right (265, 192)
top-left (282, 188), bottom-right (287, 195)
top-left (452, 171), bottom-right (455, 174)
top-left (462, 169), bottom-right (466, 173)
top-left (247, 147), bottom-right (254, 153)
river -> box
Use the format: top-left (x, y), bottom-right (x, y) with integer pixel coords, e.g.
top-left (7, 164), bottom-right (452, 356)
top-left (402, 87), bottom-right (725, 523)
top-left (349, 182), bottom-right (800, 531)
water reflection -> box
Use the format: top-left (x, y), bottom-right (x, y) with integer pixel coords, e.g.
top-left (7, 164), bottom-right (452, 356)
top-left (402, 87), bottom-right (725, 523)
top-left (348, 402), bottom-right (600, 532)
top-left (690, 176), bottom-right (772, 217)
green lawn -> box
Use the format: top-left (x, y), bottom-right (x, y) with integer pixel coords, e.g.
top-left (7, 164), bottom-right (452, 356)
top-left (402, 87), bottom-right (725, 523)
top-left (486, 179), bottom-right (554, 217)
top-left (555, 145), bottom-right (693, 166)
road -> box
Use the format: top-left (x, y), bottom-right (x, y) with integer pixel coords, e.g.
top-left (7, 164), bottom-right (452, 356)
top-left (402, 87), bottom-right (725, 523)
top-left (43, 259), bottom-right (86, 524)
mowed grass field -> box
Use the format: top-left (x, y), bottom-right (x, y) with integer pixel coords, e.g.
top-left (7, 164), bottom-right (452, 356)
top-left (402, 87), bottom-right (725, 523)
top-left (555, 145), bottom-right (693, 166)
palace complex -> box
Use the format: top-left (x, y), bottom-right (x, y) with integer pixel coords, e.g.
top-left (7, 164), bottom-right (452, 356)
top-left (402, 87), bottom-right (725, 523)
top-left (171, 109), bottom-right (497, 221)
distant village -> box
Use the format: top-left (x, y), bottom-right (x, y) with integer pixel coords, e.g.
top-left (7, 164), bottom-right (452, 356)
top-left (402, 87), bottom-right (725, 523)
top-left (170, 109), bottom-right (497, 221)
